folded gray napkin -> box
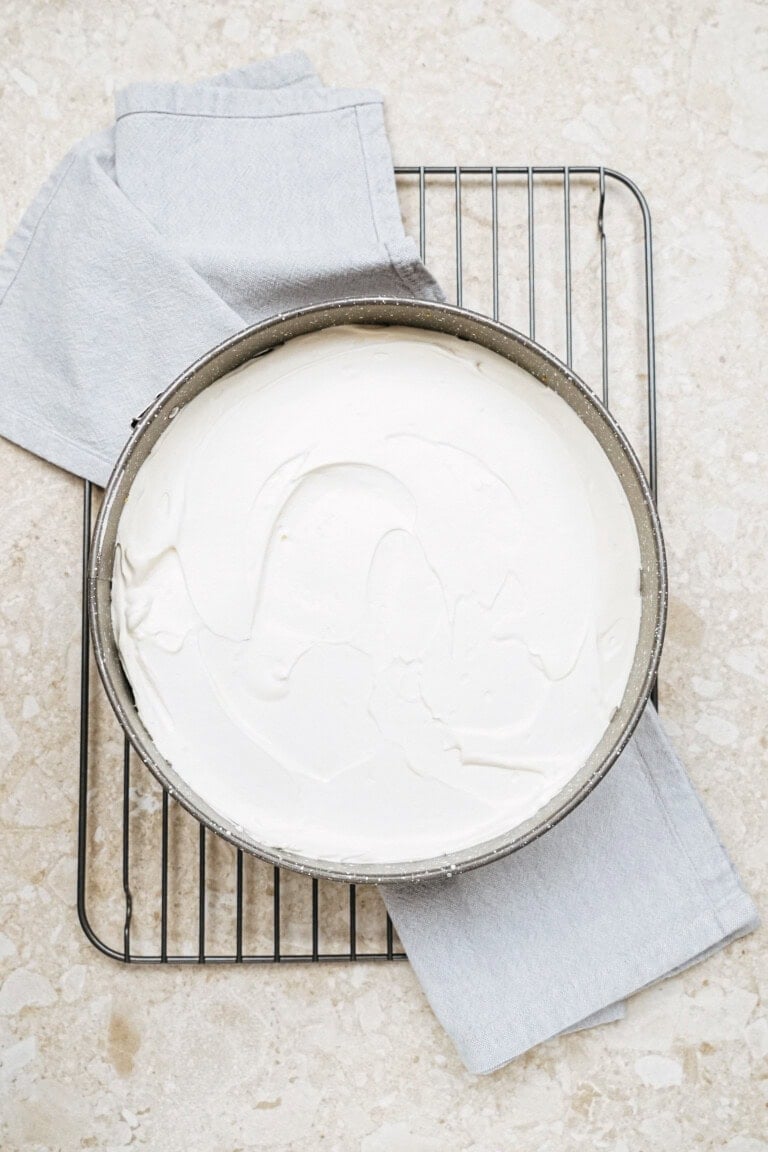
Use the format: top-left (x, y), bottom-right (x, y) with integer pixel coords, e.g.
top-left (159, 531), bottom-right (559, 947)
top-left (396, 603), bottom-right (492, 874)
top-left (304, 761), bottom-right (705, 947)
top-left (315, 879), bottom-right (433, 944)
top-left (0, 54), bottom-right (757, 1074)
top-left (383, 704), bottom-right (758, 1072)
top-left (0, 51), bottom-right (440, 485)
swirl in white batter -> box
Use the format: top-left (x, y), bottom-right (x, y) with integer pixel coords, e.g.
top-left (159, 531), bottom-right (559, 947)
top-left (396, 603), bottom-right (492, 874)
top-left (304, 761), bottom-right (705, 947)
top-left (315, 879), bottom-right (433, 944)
top-left (112, 325), bottom-right (642, 863)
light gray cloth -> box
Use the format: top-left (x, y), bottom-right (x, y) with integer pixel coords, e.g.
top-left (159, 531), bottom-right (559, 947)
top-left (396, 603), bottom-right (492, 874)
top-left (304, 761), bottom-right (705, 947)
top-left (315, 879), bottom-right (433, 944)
top-left (383, 704), bottom-right (758, 1073)
top-left (0, 54), bottom-right (757, 1075)
top-left (0, 52), bottom-right (440, 484)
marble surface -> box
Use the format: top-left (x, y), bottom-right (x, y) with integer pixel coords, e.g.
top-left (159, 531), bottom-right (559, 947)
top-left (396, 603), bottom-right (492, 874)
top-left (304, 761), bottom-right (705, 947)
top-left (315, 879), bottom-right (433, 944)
top-left (0, 1), bottom-right (766, 1148)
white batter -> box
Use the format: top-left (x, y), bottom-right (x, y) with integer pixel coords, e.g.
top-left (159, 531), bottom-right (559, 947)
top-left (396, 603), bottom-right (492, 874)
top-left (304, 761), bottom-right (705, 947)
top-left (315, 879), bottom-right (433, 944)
top-left (112, 325), bottom-right (642, 863)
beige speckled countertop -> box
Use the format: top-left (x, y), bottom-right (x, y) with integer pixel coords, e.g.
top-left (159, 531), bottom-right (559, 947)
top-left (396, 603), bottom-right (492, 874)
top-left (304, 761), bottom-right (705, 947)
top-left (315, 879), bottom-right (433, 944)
top-left (1, 2), bottom-right (766, 1148)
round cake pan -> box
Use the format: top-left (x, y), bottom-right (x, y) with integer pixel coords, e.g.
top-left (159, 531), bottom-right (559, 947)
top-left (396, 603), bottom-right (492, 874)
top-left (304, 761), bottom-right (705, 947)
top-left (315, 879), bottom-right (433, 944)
top-left (89, 298), bottom-right (667, 884)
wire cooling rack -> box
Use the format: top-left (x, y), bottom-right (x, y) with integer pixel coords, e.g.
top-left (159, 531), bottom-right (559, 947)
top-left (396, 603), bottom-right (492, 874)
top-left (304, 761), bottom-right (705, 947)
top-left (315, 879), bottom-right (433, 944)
top-left (77, 165), bottom-right (659, 964)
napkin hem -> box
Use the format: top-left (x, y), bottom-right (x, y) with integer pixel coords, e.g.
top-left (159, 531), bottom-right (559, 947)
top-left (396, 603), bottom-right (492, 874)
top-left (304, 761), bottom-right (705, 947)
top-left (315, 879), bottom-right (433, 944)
top-left (115, 83), bottom-right (383, 122)
top-left (353, 102), bottom-right (444, 304)
top-left (635, 708), bottom-right (756, 924)
top-left (0, 404), bottom-right (115, 486)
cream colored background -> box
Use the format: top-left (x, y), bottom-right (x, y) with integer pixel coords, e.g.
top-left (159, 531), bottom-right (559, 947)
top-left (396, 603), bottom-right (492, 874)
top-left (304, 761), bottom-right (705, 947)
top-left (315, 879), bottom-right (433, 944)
top-left (1, 1), bottom-right (766, 1148)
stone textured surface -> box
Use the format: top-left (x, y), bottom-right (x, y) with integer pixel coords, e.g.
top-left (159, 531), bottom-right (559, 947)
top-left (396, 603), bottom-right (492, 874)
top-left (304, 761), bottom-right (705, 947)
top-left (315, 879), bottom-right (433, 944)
top-left (0, 1), bottom-right (766, 1148)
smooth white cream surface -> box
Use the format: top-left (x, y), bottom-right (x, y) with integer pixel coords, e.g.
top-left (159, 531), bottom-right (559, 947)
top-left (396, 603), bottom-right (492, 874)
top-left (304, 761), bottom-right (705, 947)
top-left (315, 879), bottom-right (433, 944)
top-left (112, 325), bottom-right (642, 864)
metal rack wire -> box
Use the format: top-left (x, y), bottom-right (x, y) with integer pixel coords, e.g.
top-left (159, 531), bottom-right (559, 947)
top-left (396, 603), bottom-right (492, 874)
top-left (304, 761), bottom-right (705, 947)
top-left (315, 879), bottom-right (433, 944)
top-left (77, 165), bottom-right (658, 964)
